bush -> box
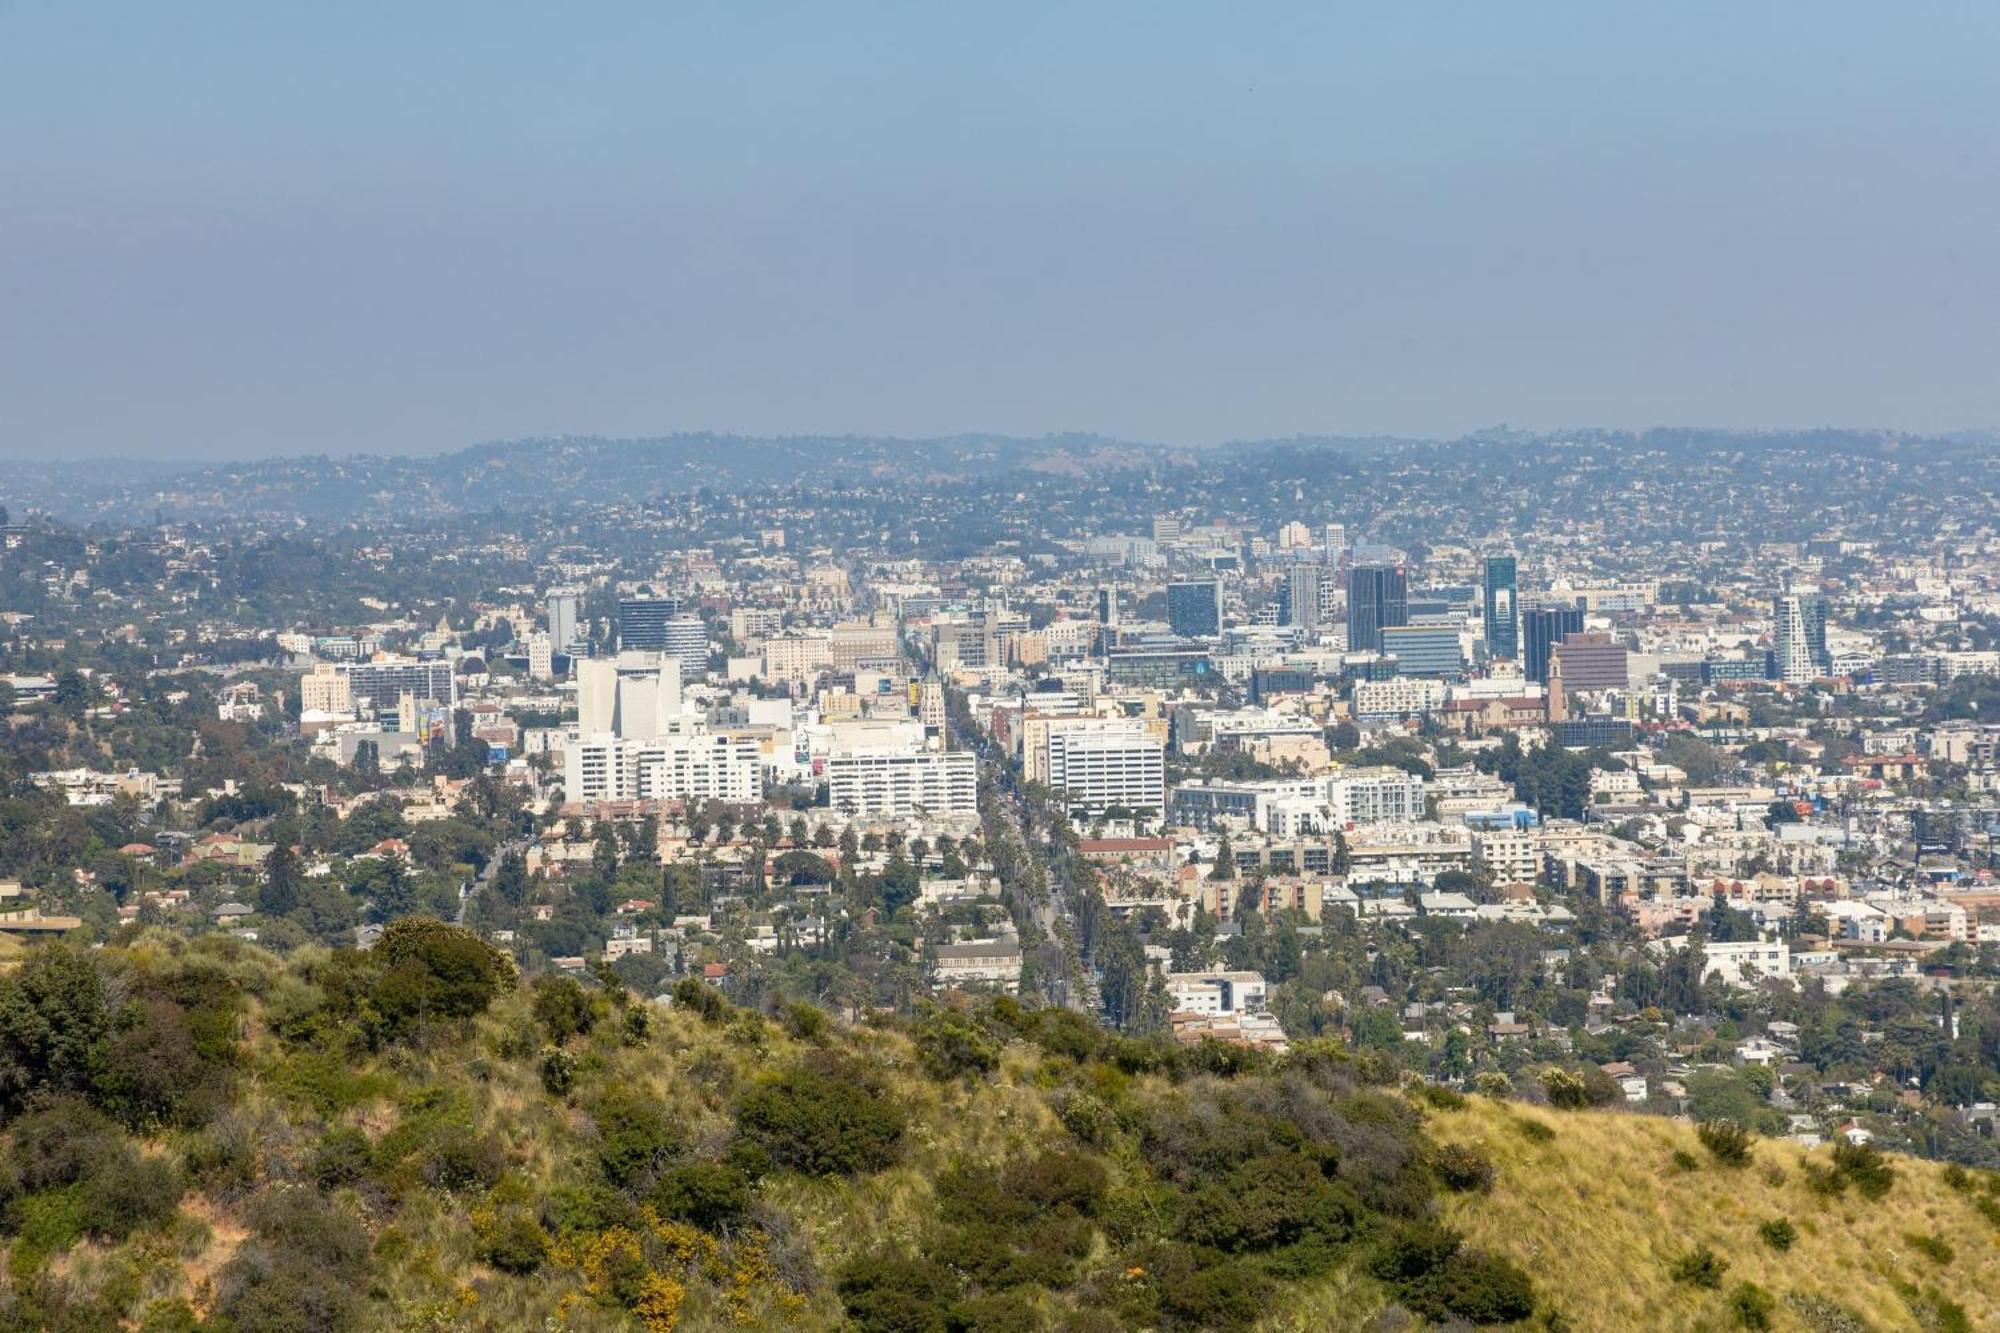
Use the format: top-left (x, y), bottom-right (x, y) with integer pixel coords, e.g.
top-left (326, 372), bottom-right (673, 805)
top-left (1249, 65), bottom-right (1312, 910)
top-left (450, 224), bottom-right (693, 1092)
top-left (474, 1208), bottom-right (547, 1274)
top-left (671, 977), bottom-right (728, 1023)
top-left (1369, 1222), bottom-right (1534, 1325)
top-left (1758, 1217), bottom-right (1796, 1251)
top-left (1670, 1149), bottom-right (1701, 1173)
top-left (1730, 1281), bottom-right (1775, 1330)
top-left (913, 1009), bottom-right (1001, 1082)
top-left (1669, 1244), bottom-right (1728, 1289)
top-left (1472, 1071), bottom-right (1512, 1099)
top-left (1431, 1143), bottom-right (1495, 1193)
top-left (1697, 1120), bottom-right (1754, 1167)
top-left (735, 1067), bottom-right (904, 1178)
top-left (836, 1252), bottom-right (960, 1332)
top-left (79, 1150), bottom-right (184, 1239)
top-left (369, 918), bottom-right (511, 1036)
top-left (1904, 1231), bottom-right (1954, 1265)
top-left (530, 974), bottom-right (596, 1043)
top-left (1515, 1117), bottom-right (1557, 1144)
top-left (649, 1161), bottom-right (752, 1231)
top-left (309, 1127), bottom-right (374, 1188)
top-left (1830, 1140), bottom-right (1894, 1199)
top-left (593, 1088), bottom-right (687, 1189)
top-left (1413, 1082), bottom-right (1466, 1110)
top-left (540, 1048), bottom-right (577, 1097)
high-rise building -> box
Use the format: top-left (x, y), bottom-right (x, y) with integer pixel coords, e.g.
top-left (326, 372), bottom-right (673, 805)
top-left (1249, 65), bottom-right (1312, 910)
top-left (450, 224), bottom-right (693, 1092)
top-left (1346, 564), bottom-right (1408, 653)
top-left (546, 587), bottom-right (584, 651)
top-left (1096, 587), bottom-right (1118, 626)
top-left (1167, 579), bottom-right (1223, 638)
top-left (1379, 625), bottom-right (1464, 679)
top-left (827, 748), bottom-right (978, 817)
top-left (1551, 632), bottom-right (1630, 691)
top-left (618, 596), bottom-right (684, 651)
top-left (661, 617), bottom-right (709, 681)
top-left (336, 658), bottom-right (456, 712)
top-left (1482, 556), bottom-right (1519, 660)
top-left (565, 730), bottom-right (760, 804)
top-left (1045, 724), bottom-right (1166, 816)
top-left (1522, 606), bottom-right (1585, 684)
top-left (1284, 565), bottom-right (1324, 633)
top-left (527, 631), bottom-right (554, 682)
top-left (1773, 592), bottom-right (1831, 683)
top-left (576, 652), bottom-right (683, 741)
top-left (1152, 515), bottom-right (1182, 544)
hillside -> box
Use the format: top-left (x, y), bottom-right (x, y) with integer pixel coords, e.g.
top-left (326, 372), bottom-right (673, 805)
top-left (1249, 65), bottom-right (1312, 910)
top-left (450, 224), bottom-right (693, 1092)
top-left (1, 926), bottom-right (1995, 1332)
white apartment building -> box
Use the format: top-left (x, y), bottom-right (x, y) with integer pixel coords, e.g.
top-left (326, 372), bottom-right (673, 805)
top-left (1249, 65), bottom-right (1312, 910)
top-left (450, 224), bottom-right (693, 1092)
top-left (564, 730), bottom-right (761, 804)
top-left (1470, 829), bottom-right (1543, 885)
top-left (827, 748), bottom-right (978, 818)
top-left (1046, 724), bottom-right (1165, 815)
top-left (1353, 677), bottom-right (1448, 720)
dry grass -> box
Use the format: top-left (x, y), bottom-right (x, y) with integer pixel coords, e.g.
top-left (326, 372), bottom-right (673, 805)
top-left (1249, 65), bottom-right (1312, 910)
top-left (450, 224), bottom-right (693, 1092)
top-left (1427, 1095), bottom-right (1998, 1332)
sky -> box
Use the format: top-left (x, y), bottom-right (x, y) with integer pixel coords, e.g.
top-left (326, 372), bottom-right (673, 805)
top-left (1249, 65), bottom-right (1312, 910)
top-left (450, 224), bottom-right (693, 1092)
top-left (3, 2), bottom-right (1998, 461)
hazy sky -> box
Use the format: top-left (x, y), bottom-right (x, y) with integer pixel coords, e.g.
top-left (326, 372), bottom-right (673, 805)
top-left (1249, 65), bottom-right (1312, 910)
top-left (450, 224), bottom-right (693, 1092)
top-left (3, 3), bottom-right (1998, 460)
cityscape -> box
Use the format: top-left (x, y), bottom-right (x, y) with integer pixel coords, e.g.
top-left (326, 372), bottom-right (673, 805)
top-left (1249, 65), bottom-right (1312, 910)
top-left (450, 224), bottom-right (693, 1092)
top-left (7, 3), bottom-right (2000, 1330)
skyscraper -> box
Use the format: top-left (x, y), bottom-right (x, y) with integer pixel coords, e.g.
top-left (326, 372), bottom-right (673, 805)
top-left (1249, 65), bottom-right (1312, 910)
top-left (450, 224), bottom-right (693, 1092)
top-left (1166, 579), bottom-right (1222, 638)
top-left (546, 587), bottom-right (583, 651)
top-left (1346, 564), bottom-right (1407, 653)
top-left (1284, 565), bottom-right (1324, 633)
top-left (1482, 556), bottom-right (1519, 660)
top-left (1522, 606), bottom-right (1585, 684)
top-left (1773, 592), bottom-right (1830, 683)
top-left (618, 596), bottom-right (685, 651)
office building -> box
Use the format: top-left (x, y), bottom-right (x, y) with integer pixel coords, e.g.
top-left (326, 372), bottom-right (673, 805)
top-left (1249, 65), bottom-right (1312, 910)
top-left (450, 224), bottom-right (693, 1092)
top-left (1379, 625), bottom-right (1464, 679)
top-left (1482, 556), bottom-right (1519, 660)
top-left (527, 631), bottom-right (554, 682)
top-left (547, 587), bottom-right (584, 651)
top-left (1346, 564), bottom-right (1408, 653)
top-left (1167, 579), bottom-right (1223, 638)
top-left (334, 658), bottom-right (456, 712)
top-left (1522, 606), bottom-right (1585, 684)
top-left (1773, 592), bottom-right (1831, 683)
top-left (1096, 587), bottom-right (1118, 626)
top-left (577, 652), bottom-right (682, 741)
top-left (1550, 632), bottom-right (1629, 691)
top-left (661, 617), bottom-right (709, 680)
top-left (1045, 723), bottom-right (1165, 815)
top-left (827, 748), bottom-right (978, 817)
top-left (1283, 564), bottom-right (1325, 633)
top-left (618, 596), bottom-right (685, 651)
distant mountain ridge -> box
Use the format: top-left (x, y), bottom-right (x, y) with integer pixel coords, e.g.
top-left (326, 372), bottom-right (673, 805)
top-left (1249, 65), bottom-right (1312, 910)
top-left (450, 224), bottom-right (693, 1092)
top-left (2, 427), bottom-right (1989, 524)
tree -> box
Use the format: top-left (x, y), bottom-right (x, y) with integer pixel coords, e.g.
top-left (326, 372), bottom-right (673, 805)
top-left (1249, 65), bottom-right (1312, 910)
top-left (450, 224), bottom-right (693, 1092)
top-left (259, 843), bottom-right (302, 917)
top-left (1210, 827), bottom-right (1237, 881)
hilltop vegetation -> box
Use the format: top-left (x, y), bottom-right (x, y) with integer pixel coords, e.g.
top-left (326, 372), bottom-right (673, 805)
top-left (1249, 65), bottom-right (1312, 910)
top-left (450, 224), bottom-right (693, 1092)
top-left (1, 925), bottom-right (1996, 1332)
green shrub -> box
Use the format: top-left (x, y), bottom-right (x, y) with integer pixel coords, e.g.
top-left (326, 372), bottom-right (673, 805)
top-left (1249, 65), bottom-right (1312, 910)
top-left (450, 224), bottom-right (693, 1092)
top-left (735, 1066), bottom-right (904, 1177)
top-left (1669, 1149), bottom-right (1700, 1174)
top-left (1414, 1082), bottom-right (1466, 1110)
top-left (649, 1161), bottom-right (752, 1231)
top-left (1515, 1117), bottom-right (1557, 1144)
top-left (530, 974), bottom-right (596, 1043)
top-left (1904, 1231), bottom-right (1953, 1265)
top-left (1757, 1217), bottom-right (1796, 1251)
top-left (836, 1252), bottom-right (960, 1332)
top-left (671, 977), bottom-right (728, 1023)
top-left (1697, 1120), bottom-right (1754, 1167)
top-left (1431, 1143), bottom-right (1495, 1193)
top-left (1472, 1071), bottom-right (1512, 1099)
top-left (79, 1150), bottom-right (184, 1239)
top-left (539, 1047), bottom-right (576, 1097)
top-left (1831, 1140), bottom-right (1894, 1200)
top-left (1802, 1162), bottom-right (1846, 1198)
top-left (1368, 1222), bottom-right (1535, 1325)
top-left (474, 1208), bottom-right (547, 1274)
top-left (914, 1009), bottom-right (1002, 1082)
top-left (1055, 1089), bottom-right (1115, 1146)
top-left (779, 1002), bottom-right (830, 1044)
top-left (1941, 1162), bottom-right (1970, 1192)
top-left (592, 1088), bottom-right (687, 1189)
top-left (309, 1127), bottom-right (374, 1188)
top-left (1669, 1245), bottom-right (1728, 1289)
top-left (1729, 1281), bottom-right (1775, 1330)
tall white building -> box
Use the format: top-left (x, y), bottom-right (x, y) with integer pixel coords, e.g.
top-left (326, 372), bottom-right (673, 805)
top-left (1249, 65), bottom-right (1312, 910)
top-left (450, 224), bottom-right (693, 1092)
top-left (527, 631), bottom-right (555, 682)
top-left (828, 748), bottom-right (978, 818)
top-left (565, 730), bottom-right (760, 804)
top-left (662, 616), bottom-right (709, 681)
top-left (547, 587), bottom-right (584, 651)
top-left (1773, 591), bottom-right (1830, 684)
top-left (576, 652), bottom-right (683, 741)
top-left (1046, 724), bottom-right (1165, 815)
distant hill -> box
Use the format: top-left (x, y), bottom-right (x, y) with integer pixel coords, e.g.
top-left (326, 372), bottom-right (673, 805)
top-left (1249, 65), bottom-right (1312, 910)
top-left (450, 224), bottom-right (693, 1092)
top-left (3, 426), bottom-right (1992, 525)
